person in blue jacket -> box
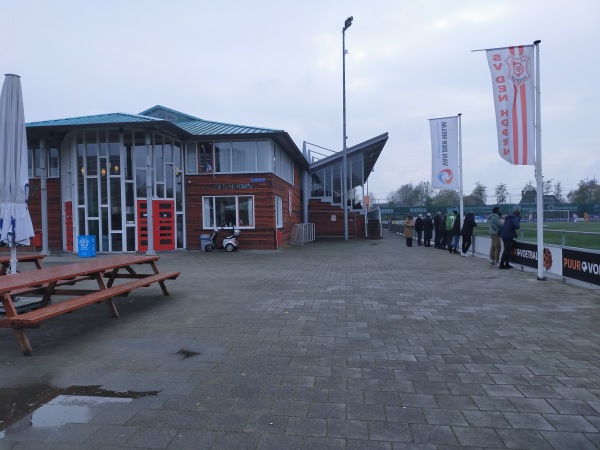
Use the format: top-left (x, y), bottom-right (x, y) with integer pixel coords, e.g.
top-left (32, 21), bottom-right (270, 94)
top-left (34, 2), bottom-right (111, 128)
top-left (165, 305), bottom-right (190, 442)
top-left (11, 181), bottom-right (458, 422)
top-left (498, 210), bottom-right (521, 269)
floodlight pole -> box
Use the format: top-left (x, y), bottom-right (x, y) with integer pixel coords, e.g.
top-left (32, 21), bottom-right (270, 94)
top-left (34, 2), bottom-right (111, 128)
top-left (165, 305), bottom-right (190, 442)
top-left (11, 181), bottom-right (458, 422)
top-left (342, 16), bottom-right (353, 241)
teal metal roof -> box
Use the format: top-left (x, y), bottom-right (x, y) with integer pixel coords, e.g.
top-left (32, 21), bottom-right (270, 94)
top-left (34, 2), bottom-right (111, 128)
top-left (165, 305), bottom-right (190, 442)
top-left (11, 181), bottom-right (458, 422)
top-left (175, 119), bottom-right (280, 136)
top-left (27, 113), bottom-right (163, 127)
top-left (139, 105), bottom-right (201, 122)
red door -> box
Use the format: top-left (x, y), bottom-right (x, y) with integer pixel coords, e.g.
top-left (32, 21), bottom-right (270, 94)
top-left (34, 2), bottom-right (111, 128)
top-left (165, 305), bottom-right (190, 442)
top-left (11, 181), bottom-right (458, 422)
top-left (137, 200), bottom-right (175, 252)
top-left (64, 201), bottom-right (73, 252)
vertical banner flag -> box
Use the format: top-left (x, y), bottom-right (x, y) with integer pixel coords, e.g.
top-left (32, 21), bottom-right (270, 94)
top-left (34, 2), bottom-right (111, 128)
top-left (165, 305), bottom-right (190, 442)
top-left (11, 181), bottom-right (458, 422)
top-left (429, 116), bottom-right (459, 190)
top-left (486, 45), bottom-right (535, 165)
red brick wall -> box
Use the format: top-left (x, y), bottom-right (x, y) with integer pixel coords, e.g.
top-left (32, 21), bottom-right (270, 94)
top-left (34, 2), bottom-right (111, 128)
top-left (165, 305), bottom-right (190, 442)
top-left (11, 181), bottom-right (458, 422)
top-left (184, 169), bottom-right (303, 250)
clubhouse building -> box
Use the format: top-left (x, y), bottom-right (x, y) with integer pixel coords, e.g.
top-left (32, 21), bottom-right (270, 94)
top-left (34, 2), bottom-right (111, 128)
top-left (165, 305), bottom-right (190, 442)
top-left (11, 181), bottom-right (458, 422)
top-left (22, 105), bottom-right (388, 253)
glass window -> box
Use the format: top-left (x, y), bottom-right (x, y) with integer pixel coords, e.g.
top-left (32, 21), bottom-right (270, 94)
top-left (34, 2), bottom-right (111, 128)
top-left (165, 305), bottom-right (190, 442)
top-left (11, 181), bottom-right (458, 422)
top-left (86, 131), bottom-right (98, 176)
top-left (214, 142), bottom-right (232, 173)
top-left (48, 147), bottom-right (59, 177)
top-left (232, 141), bottom-right (257, 172)
top-left (275, 196), bottom-right (283, 228)
top-left (186, 142), bottom-right (198, 174)
top-left (203, 195), bottom-right (254, 229)
top-left (257, 140), bottom-right (272, 171)
top-left (28, 147), bottom-right (60, 178)
top-left (311, 170), bottom-right (325, 197)
top-left (154, 134), bottom-right (164, 182)
top-left (198, 142), bottom-right (213, 173)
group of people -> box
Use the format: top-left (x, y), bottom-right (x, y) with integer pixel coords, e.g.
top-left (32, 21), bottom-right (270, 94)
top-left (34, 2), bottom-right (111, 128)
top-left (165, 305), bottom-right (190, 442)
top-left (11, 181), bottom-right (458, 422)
top-left (402, 207), bottom-right (522, 269)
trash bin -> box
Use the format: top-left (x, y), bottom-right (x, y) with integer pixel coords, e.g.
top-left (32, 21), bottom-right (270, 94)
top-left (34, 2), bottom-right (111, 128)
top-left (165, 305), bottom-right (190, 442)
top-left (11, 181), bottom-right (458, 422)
top-left (78, 235), bottom-right (97, 258)
top-left (200, 234), bottom-right (211, 252)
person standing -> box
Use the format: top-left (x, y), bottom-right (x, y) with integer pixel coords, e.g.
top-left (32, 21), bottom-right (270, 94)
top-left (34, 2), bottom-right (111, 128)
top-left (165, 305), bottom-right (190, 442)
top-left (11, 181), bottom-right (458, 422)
top-left (488, 207), bottom-right (502, 266)
top-left (433, 212), bottom-right (442, 248)
top-left (415, 214), bottom-right (424, 246)
top-left (423, 213), bottom-right (434, 247)
top-left (439, 212), bottom-right (449, 250)
top-left (460, 212), bottom-right (477, 256)
top-left (404, 215), bottom-right (415, 247)
top-left (447, 210), bottom-right (461, 254)
top-left (445, 211), bottom-right (456, 252)
top-left (498, 210), bottom-right (521, 269)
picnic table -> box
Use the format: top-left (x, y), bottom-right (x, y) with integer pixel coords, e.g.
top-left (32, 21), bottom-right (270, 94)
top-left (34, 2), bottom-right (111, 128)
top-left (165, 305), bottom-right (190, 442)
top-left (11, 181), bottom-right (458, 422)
top-left (0, 253), bottom-right (45, 275)
top-left (0, 254), bottom-right (179, 355)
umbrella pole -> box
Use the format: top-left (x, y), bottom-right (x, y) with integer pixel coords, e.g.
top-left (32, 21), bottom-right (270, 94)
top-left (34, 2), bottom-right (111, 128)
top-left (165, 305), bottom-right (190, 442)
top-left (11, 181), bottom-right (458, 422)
top-left (10, 242), bottom-right (18, 275)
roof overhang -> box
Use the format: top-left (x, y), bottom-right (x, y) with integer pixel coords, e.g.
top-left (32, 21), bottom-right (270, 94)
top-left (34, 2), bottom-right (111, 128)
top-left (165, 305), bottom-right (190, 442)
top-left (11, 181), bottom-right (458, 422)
top-left (308, 132), bottom-right (389, 182)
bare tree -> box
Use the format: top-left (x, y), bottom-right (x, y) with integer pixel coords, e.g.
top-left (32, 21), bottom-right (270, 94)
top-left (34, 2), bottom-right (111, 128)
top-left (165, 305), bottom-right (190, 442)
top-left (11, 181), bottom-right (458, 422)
top-left (553, 181), bottom-right (564, 203)
top-left (433, 189), bottom-right (459, 206)
top-left (414, 181), bottom-right (434, 206)
top-left (495, 183), bottom-right (509, 204)
top-left (387, 183), bottom-right (416, 206)
top-left (470, 182), bottom-right (487, 204)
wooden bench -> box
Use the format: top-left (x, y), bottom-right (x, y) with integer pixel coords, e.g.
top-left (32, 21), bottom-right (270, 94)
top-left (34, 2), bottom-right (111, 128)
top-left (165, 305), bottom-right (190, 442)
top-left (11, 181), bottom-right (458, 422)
top-left (0, 253), bottom-right (45, 275)
top-left (2, 271), bottom-right (180, 328)
top-left (1, 270), bottom-right (179, 355)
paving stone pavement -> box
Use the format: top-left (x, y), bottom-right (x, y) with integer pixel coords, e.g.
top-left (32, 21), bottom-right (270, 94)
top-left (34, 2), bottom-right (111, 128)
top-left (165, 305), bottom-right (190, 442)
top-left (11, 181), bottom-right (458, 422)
top-left (1, 233), bottom-right (600, 449)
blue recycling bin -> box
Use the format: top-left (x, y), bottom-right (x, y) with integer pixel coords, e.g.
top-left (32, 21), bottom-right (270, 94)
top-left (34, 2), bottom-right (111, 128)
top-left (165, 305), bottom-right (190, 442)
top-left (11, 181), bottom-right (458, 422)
top-left (78, 235), bottom-right (97, 258)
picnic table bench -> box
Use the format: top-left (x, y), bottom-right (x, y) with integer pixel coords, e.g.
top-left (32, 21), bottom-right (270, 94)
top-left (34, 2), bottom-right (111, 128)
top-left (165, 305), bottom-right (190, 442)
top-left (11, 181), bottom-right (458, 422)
top-left (0, 253), bottom-right (45, 275)
top-left (0, 254), bottom-right (179, 355)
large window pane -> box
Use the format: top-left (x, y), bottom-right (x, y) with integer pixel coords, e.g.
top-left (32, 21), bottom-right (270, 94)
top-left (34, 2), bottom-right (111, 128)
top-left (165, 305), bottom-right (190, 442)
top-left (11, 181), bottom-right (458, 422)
top-left (203, 197), bottom-right (214, 228)
top-left (239, 197), bottom-right (253, 227)
top-left (232, 141), bottom-right (256, 172)
top-left (214, 142), bottom-right (231, 173)
top-left (257, 141), bottom-right (272, 171)
top-left (198, 142), bottom-right (213, 173)
top-left (311, 170), bottom-right (324, 197)
top-left (86, 131), bottom-right (98, 176)
top-left (49, 147), bottom-right (59, 177)
top-left (186, 142), bottom-right (198, 174)
top-left (216, 197), bottom-right (236, 227)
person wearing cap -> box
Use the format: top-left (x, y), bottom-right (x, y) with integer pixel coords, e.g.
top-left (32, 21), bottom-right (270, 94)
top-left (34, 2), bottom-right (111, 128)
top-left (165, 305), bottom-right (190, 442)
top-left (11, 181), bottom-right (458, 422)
top-left (488, 207), bottom-right (503, 266)
top-left (423, 212), bottom-right (434, 247)
top-left (498, 209), bottom-right (521, 269)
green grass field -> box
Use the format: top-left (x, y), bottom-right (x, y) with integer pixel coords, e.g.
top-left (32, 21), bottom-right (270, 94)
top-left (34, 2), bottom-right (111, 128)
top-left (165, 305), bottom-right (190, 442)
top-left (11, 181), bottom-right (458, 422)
top-left (475, 220), bottom-right (600, 250)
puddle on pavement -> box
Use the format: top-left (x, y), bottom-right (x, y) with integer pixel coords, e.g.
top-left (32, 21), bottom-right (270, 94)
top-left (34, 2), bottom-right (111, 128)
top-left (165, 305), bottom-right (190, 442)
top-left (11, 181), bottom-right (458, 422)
top-left (0, 384), bottom-right (159, 438)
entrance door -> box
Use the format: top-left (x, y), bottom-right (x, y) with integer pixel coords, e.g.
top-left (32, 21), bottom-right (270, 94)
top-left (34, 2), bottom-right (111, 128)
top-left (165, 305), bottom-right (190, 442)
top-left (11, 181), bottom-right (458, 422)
top-left (64, 201), bottom-right (73, 252)
top-left (137, 199), bottom-right (175, 251)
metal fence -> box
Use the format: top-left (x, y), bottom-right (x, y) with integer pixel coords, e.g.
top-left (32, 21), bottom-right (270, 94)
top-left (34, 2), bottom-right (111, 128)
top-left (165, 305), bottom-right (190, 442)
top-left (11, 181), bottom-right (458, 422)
top-left (290, 223), bottom-right (316, 246)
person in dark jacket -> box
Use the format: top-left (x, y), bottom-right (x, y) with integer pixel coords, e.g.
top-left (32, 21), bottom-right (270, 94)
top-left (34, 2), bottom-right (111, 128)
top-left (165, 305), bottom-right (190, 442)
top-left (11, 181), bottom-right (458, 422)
top-left (433, 212), bottom-right (442, 248)
top-left (415, 214), bottom-right (424, 246)
top-left (423, 213), bottom-right (434, 247)
top-left (449, 210), bottom-right (461, 254)
top-left (498, 210), bottom-right (521, 269)
top-left (460, 212), bottom-right (477, 256)
top-left (437, 212), bottom-right (448, 249)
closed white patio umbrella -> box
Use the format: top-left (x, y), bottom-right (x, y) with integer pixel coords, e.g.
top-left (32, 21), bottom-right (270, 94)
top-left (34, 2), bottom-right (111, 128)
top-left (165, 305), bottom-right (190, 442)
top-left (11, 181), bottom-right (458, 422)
top-left (0, 74), bottom-right (35, 274)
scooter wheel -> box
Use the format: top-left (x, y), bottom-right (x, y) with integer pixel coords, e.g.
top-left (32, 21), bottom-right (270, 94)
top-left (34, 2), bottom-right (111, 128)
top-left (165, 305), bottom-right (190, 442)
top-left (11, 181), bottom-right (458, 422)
top-left (205, 244), bottom-right (214, 252)
top-left (225, 243), bottom-right (235, 252)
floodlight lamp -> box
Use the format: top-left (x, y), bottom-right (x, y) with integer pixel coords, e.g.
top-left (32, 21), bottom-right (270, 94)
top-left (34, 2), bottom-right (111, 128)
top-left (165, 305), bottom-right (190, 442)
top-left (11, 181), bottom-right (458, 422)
top-left (344, 16), bottom-right (353, 31)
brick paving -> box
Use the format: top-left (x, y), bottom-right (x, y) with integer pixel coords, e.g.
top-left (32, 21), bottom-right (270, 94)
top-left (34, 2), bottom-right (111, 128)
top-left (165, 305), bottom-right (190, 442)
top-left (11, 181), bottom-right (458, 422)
top-left (1, 232), bottom-right (599, 449)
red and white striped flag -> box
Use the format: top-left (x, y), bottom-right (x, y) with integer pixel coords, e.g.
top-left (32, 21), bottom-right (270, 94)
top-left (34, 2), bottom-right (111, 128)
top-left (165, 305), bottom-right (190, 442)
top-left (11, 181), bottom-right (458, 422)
top-left (486, 45), bottom-right (535, 165)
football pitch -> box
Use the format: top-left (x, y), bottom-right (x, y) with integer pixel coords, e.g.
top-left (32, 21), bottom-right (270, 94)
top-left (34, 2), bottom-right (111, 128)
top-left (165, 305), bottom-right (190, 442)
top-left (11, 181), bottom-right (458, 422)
top-left (476, 220), bottom-right (600, 250)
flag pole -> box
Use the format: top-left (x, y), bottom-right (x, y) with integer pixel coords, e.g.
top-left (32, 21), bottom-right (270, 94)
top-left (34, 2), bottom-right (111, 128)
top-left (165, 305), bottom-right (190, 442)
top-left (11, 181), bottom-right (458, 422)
top-left (458, 113), bottom-right (464, 228)
top-left (534, 40), bottom-right (545, 281)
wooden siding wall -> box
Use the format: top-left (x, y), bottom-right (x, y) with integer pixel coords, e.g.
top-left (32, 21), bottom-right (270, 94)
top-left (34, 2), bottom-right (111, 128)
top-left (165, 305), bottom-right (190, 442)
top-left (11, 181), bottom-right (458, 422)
top-left (0, 179), bottom-right (63, 254)
top-left (308, 199), bottom-right (366, 239)
top-left (184, 167), bottom-right (303, 250)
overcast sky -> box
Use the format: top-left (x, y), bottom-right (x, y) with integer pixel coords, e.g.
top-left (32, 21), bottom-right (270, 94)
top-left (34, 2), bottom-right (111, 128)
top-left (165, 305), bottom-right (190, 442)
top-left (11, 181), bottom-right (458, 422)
top-left (2, 0), bottom-right (598, 203)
